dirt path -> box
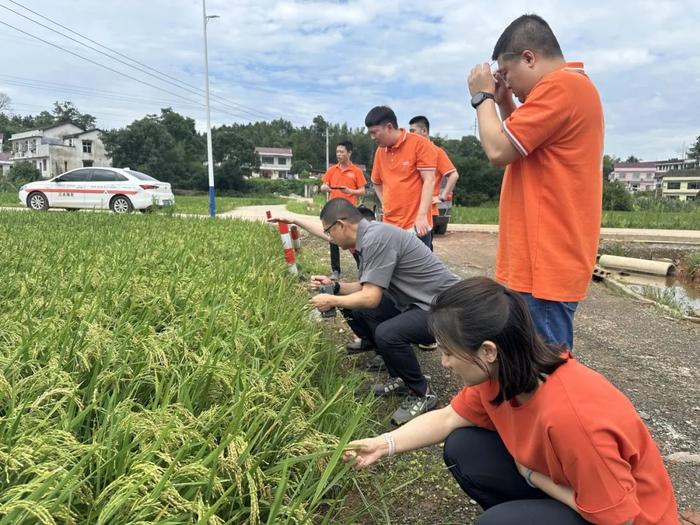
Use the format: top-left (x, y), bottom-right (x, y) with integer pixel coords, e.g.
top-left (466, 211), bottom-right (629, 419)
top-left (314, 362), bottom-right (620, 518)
top-left (331, 230), bottom-right (699, 524)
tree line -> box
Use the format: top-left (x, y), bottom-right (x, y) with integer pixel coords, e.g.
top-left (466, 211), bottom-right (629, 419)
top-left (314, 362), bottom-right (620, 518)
top-left (3, 95), bottom-right (698, 209)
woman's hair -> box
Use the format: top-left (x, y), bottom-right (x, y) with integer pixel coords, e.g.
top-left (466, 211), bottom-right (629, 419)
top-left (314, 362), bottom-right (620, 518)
top-left (429, 277), bottom-right (566, 405)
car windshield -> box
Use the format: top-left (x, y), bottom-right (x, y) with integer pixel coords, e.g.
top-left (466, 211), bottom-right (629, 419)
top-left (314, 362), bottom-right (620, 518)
top-left (125, 169), bottom-right (158, 181)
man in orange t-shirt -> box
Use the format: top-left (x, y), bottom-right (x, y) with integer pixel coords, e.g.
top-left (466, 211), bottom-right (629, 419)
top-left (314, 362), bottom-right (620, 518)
top-left (408, 115), bottom-right (460, 237)
top-left (365, 106), bottom-right (437, 248)
top-left (320, 140), bottom-right (366, 279)
top-left (467, 14), bottom-right (603, 350)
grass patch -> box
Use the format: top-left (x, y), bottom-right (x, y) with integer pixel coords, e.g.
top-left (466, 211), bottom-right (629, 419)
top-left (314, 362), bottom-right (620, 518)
top-left (0, 211), bottom-right (375, 524)
top-left (172, 195), bottom-right (288, 215)
top-left (0, 191), bottom-right (20, 207)
top-left (287, 195), bottom-right (325, 216)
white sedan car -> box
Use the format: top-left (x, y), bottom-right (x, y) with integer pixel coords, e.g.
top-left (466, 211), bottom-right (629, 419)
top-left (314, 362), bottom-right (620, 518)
top-left (19, 167), bottom-right (175, 213)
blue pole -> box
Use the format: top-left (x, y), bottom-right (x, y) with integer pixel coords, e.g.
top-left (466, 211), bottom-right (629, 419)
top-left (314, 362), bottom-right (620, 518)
top-left (208, 185), bottom-right (216, 217)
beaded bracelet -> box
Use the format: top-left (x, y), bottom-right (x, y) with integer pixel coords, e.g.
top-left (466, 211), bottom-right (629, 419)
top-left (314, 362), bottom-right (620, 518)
top-left (382, 432), bottom-right (396, 457)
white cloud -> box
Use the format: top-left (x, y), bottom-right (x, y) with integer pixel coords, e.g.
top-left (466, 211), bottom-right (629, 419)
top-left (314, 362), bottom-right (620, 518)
top-left (1, 0), bottom-right (699, 160)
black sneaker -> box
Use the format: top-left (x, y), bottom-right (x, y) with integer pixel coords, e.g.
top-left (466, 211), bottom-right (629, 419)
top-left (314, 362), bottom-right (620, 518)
top-left (391, 388), bottom-right (438, 426)
top-left (372, 377), bottom-right (409, 397)
top-left (366, 354), bottom-right (387, 372)
top-left (346, 339), bottom-right (376, 355)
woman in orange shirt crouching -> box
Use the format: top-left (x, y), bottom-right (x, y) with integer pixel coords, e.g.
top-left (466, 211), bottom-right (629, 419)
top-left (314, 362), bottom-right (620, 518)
top-left (343, 277), bottom-right (679, 525)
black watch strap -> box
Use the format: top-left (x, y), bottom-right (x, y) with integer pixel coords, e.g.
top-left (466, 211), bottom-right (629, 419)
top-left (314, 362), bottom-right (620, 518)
top-left (333, 282), bottom-right (341, 295)
top-left (471, 91), bottom-right (495, 109)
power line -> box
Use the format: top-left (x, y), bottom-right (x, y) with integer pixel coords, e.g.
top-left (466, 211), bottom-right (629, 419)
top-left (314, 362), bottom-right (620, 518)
top-left (0, 17), bottom-right (277, 124)
top-left (2, 0), bottom-right (286, 122)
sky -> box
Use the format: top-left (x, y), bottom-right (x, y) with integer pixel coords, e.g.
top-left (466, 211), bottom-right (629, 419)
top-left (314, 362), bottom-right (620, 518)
top-left (1, 0), bottom-right (699, 161)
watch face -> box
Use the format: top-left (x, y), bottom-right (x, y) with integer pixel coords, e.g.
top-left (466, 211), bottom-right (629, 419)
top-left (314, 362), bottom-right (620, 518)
top-left (471, 93), bottom-right (485, 107)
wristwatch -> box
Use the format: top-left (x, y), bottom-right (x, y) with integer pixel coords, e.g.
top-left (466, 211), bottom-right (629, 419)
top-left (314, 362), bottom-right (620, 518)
top-left (471, 91), bottom-right (495, 109)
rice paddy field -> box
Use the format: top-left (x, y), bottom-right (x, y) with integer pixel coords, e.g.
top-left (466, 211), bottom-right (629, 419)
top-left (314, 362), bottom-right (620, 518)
top-left (0, 210), bottom-right (375, 524)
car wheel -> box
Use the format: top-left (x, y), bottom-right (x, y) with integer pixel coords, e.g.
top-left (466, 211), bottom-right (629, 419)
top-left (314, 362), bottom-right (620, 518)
top-left (27, 191), bottom-right (48, 211)
top-left (110, 195), bottom-right (133, 214)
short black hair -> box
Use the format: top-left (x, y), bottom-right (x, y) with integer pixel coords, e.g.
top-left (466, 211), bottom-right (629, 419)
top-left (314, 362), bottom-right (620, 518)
top-left (320, 198), bottom-right (363, 225)
top-left (336, 140), bottom-right (353, 153)
top-left (491, 14), bottom-right (563, 61)
top-left (409, 115), bottom-right (430, 133)
top-left (364, 106), bottom-right (398, 128)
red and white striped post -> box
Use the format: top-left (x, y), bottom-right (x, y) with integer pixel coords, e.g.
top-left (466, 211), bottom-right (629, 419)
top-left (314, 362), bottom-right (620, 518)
top-left (277, 222), bottom-right (298, 274)
top-left (290, 225), bottom-right (301, 253)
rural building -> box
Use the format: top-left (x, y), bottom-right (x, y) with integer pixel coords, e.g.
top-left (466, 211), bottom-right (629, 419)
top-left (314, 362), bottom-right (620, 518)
top-left (660, 169), bottom-right (700, 201)
top-left (0, 151), bottom-right (13, 177)
top-left (609, 161), bottom-right (657, 192)
top-left (251, 147), bottom-right (292, 179)
top-left (8, 123), bottom-right (111, 179)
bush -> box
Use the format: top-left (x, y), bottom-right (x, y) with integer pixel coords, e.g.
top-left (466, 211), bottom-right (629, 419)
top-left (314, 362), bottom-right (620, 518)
top-left (245, 177), bottom-right (319, 196)
top-left (4, 160), bottom-right (41, 190)
top-left (603, 181), bottom-right (633, 211)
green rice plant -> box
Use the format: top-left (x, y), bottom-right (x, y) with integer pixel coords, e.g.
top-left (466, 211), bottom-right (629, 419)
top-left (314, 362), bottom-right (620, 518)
top-left (0, 211), bottom-right (375, 524)
top-left (170, 195), bottom-right (288, 215)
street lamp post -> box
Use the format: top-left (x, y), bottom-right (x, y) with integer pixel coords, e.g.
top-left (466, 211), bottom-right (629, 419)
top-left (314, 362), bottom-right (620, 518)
top-left (202, 0), bottom-right (219, 217)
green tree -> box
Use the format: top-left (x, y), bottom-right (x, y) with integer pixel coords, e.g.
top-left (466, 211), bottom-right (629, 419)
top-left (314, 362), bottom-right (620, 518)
top-left (687, 135), bottom-right (700, 161)
top-left (211, 126), bottom-right (257, 191)
top-left (102, 109), bottom-right (201, 189)
top-left (603, 154), bottom-right (620, 180)
top-left (625, 155), bottom-right (640, 163)
top-left (603, 181), bottom-right (632, 211)
top-left (52, 101), bottom-right (96, 129)
top-left (5, 160), bottom-right (42, 189)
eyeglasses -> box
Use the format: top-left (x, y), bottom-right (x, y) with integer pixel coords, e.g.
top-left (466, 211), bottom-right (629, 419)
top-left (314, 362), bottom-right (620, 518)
top-left (323, 219), bottom-right (345, 236)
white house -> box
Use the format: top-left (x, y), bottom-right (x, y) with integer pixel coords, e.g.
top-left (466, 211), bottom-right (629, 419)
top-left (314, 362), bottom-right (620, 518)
top-left (251, 147), bottom-right (293, 179)
top-left (9, 123), bottom-right (111, 179)
top-left (0, 151), bottom-right (13, 177)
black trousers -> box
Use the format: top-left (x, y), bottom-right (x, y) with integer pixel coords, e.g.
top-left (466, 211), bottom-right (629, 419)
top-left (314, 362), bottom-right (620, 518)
top-left (342, 294), bottom-right (433, 395)
top-left (443, 427), bottom-right (590, 524)
top-left (330, 243), bottom-right (360, 273)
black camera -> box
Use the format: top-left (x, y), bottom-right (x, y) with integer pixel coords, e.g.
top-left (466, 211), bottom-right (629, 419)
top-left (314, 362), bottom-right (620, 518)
top-left (318, 284), bottom-right (337, 318)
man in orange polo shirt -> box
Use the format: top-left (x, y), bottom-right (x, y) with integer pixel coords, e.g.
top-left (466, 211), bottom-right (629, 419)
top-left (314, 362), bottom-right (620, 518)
top-left (365, 106), bottom-right (437, 248)
top-left (408, 115), bottom-right (460, 239)
top-left (466, 14), bottom-right (604, 350)
top-left (321, 140), bottom-right (367, 280)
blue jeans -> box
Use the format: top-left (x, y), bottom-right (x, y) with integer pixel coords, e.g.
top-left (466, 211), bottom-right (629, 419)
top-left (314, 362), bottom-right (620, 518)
top-left (519, 293), bottom-right (578, 350)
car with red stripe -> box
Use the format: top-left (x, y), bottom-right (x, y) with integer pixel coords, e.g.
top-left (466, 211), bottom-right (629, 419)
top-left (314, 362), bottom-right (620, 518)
top-left (19, 167), bottom-right (175, 213)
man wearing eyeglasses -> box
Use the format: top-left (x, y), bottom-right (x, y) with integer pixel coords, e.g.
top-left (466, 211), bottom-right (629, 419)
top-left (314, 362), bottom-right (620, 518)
top-left (466, 14), bottom-right (604, 351)
top-left (269, 198), bottom-right (460, 426)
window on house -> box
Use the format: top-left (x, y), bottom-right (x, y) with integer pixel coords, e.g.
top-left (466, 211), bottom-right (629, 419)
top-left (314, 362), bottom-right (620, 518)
top-left (42, 159), bottom-right (47, 171)
top-left (82, 140), bottom-right (93, 153)
top-left (667, 182), bottom-right (681, 190)
top-left (64, 161), bottom-right (68, 172)
top-left (277, 157), bottom-right (287, 165)
top-left (687, 182), bottom-right (700, 190)
top-left (261, 156), bottom-right (274, 164)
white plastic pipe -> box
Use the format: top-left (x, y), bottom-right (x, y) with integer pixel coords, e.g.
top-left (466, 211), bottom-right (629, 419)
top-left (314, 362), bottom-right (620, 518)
top-left (598, 255), bottom-right (675, 276)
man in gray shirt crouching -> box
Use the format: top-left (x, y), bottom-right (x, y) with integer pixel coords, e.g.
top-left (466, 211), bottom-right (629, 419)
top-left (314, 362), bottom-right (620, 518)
top-left (280, 198), bottom-right (460, 426)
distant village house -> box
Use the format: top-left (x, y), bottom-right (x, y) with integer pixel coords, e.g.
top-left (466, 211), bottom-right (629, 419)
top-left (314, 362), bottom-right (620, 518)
top-left (8, 123), bottom-right (111, 179)
top-left (251, 147), bottom-right (292, 179)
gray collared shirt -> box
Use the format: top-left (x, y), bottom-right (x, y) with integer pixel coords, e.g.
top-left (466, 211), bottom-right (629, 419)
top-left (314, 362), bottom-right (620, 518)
top-left (355, 219), bottom-right (460, 310)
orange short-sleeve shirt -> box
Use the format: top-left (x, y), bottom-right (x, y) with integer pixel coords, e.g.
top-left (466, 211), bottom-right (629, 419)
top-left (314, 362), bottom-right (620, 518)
top-left (450, 355), bottom-right (679, 525)
top-left (322, 163), bottom-right (367, 205)
top-left (432, 145), bottom-right (457, 217)
top-left (498, 62), bottom-right (604, 302)
top-left (371, 130), bottom-right (438, 229)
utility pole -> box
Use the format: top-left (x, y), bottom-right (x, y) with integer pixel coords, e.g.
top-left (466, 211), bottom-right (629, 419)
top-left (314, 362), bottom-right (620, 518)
top-left (325, 124), bottom-right (329, 169)
top-left (202, 0), bottom-right (219, 217)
